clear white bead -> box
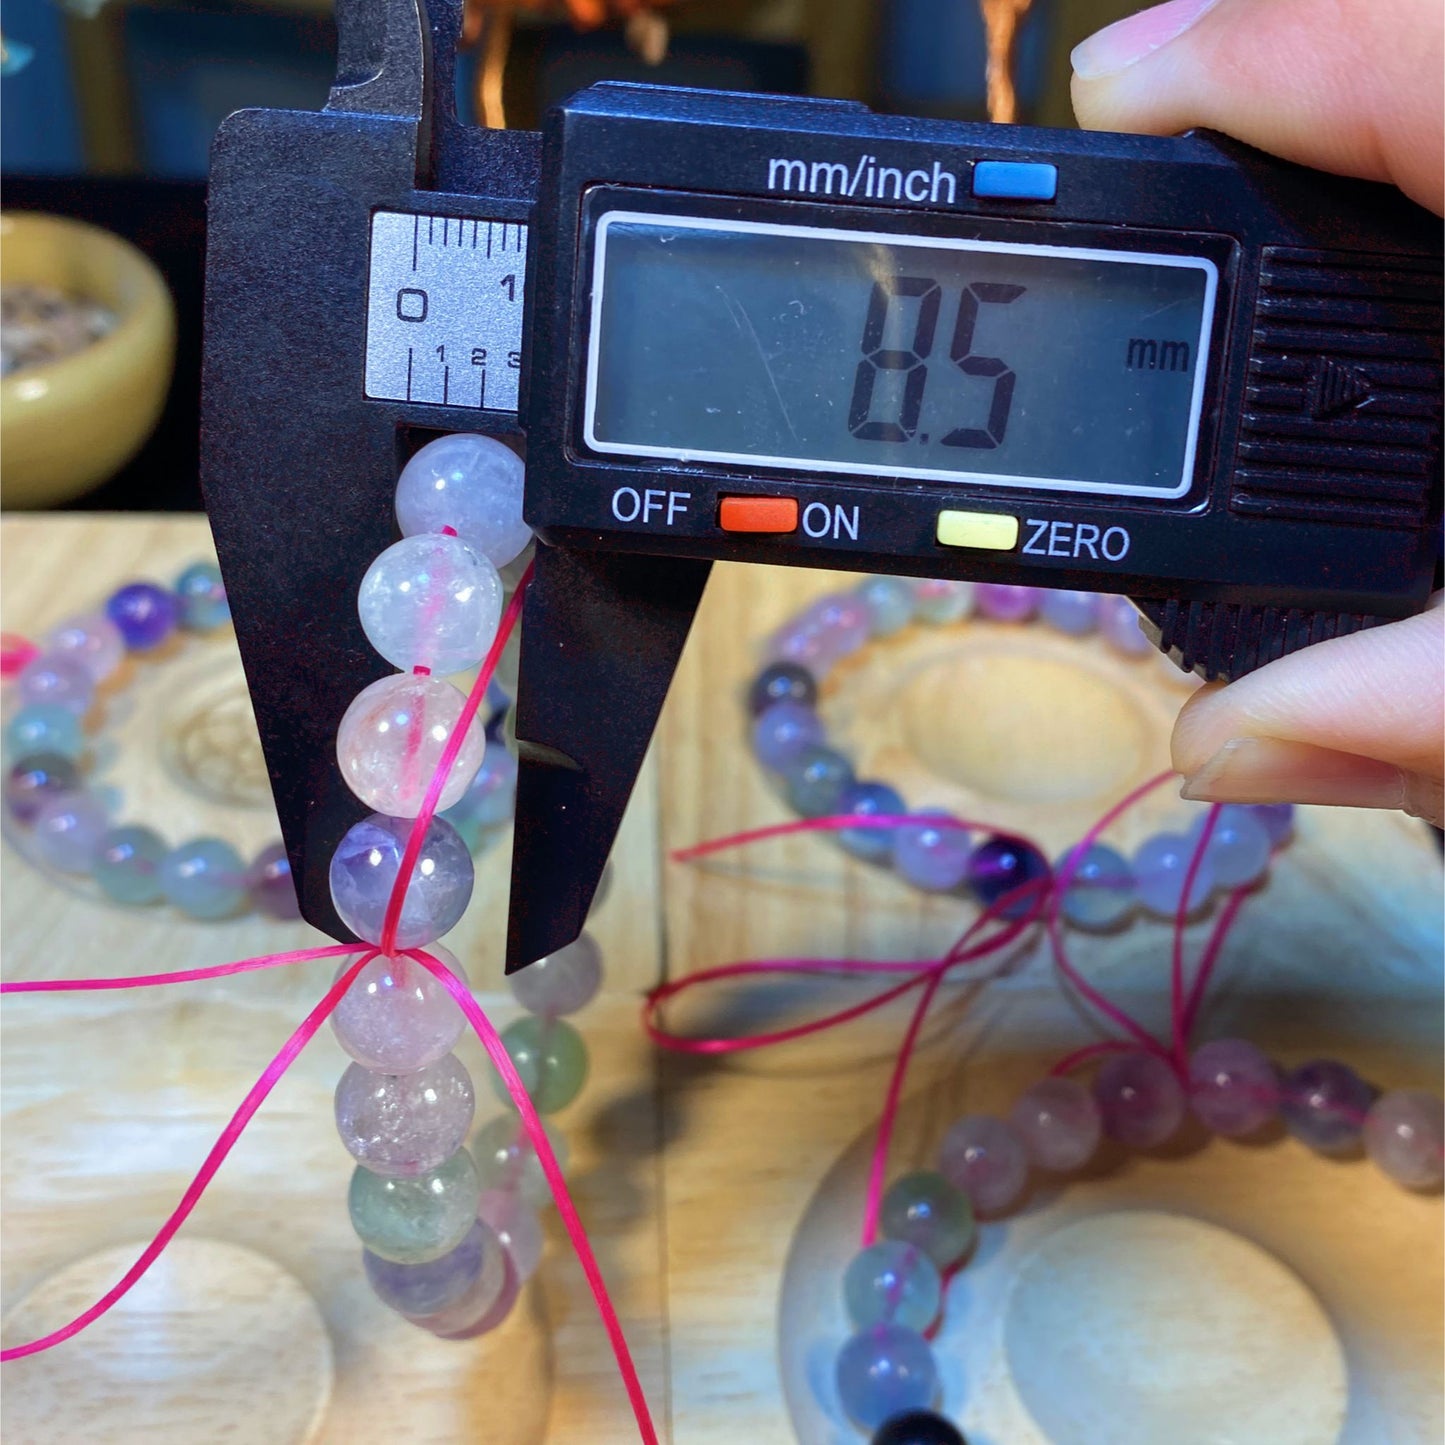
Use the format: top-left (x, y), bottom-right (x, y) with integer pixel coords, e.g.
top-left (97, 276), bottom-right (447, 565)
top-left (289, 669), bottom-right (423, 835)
top-left (357, 534), bottom-right (502, 675)
top-left (395, 433), bottom-right (531, 569)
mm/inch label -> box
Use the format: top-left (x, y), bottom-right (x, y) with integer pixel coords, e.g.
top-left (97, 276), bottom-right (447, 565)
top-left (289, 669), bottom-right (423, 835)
top-left (364, 211), bottom-right (528, 412)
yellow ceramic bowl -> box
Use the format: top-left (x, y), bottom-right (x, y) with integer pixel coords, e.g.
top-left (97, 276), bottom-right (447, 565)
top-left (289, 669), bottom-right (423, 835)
top-left (1, 212), bottom-right (176, 509)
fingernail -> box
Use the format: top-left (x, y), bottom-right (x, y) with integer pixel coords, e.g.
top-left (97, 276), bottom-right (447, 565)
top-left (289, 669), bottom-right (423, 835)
top-left (1071, 0), bottom-right (1222, 79)
top-left (1180, 737), bottom-right (1408, 810)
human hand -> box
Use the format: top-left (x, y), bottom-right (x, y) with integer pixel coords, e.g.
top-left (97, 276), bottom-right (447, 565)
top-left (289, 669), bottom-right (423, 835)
top-left (1071, 0), bottom-right (1444, 826)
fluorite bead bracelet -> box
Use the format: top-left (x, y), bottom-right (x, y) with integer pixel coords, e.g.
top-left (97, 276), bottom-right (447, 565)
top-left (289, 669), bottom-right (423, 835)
top-left (1, 562), bottom-right (303, 921)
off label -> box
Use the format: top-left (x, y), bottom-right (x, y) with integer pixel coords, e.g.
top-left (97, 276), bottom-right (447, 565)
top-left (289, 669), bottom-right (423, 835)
top-left (364, 211), bottom-right (527, 412)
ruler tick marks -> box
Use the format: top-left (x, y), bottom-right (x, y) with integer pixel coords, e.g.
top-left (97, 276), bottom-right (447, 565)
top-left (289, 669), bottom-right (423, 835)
top-left (428, 215), bottom-right (434, 245)
top-left (486, 224), bottom-right (493, 259)
top-left (472, 220), bottom-right (478, 249)
top-left (406, 347), bottom-right (413, 401)
top-left (443, 366), bottom-right (450, 405)
top-left (411, 214), bottom-right (419, 270)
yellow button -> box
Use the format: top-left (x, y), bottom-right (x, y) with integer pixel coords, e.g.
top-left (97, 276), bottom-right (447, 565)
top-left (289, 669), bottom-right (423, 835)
top-left (936, 510), bottom-right (1020, 551)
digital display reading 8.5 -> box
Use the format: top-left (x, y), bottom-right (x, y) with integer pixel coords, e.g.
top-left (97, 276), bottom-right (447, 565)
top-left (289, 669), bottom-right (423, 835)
top-left (584, 213), bottom-right (1218, 498)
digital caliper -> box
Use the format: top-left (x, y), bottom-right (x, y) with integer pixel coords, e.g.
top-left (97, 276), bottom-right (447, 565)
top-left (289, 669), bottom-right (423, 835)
top-left (200, 0), bottom-right (1443, 971)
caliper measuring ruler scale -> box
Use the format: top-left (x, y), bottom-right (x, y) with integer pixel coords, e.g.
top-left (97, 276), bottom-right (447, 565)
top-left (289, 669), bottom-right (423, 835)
top-left (199, 0), bottom-right (1443, 970)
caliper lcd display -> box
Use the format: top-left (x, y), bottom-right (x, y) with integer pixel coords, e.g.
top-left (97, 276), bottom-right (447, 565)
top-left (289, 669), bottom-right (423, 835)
top-left (585, 212), bottom-right (1218, 499)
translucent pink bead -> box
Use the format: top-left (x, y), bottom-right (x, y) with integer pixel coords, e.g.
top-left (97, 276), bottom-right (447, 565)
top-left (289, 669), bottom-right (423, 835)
top-left (1010, 1078), bottom-right (1101, 1171)
top-left (32, 790), bottom-right (109, 873)
top-left (395, 433), bottom-right (531, 569)
top-left (507, 932), bottom-right (602, 1017)
top-left (769, 593), bottom-right (870, 671)
top-left (18, 652), bottom-right (94, 715)
top-left (894, 814), bottom-right (972, 892)
top-left (938, 1114), bottom-right (1029, 1214)
top-left (246, 841), bottom-right (301, 920)
top-left (336, 673), bottom-right (486, 816)
top-left (975, 584), bottom-right (1038, 621)
top-left (46, 612), bottom-right (126, 683)
top-left (473, 1114), bottom-right (569, 1204)
top-left (356, 533), bottom-right (503, 675)
top-left (1189, 1038), bottom-right (1278, 1137)
top-left (912, 578), bottom-right (974, 625)
top-left (1363, 1089), bottom-right (1444, 1190)
top-left (1094, 1052), bottom-right (1186, 1149)
top-left (478, 1188), bottom-right (545, 1279)
top-left (332, 946), bottom-right (470, 1072)
top-left (335, 1053), bottom-right (476, 1176)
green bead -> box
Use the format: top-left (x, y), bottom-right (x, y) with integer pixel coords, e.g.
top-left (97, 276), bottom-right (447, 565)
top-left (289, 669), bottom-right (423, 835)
top-left (347, 1147), bottom-right (481, 1264)
top-left (5, 704), bottom-right (84, 761)
top-left (92, 825), bottom-right (168, 905)
top-left (492, 1016), bottom-right (589, 1114)
top-left (879, 1170), bottom-right (975, 1269)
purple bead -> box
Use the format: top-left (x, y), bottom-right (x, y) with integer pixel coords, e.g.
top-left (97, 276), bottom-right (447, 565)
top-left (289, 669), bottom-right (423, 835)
top-left (1250, 803), bottom-right (1295, 847)
top-left (1094, 1052), bottom-right (1187, 1149)
top-left (430, 1250), bottom-right (521, 1339)
top-left (751, 701), bottom-right (825, 771)
top-left (835, 1323), bottom-right (940, 1430)
top-left (1010, 1077), bottom-right (1102, 1171)
top-left (5, 752), bottom-right (80, 823)
top-left (870, 1411), bottom-right (965, 1445)
top-left (1192, 805), bottom-right (1272, 889)
top-left (967, 835), bottom-right (1050, 920)
top-left (246, 841), bottom-right (301, 920)
top-left (894, 814), bottom-right (972, 892)
top-left (938, 1114), bottom-right (1029, 1214)
top-left (1132, 832), bottom-right (1216, 918)
top-left (17, 652), bottom-right (94, 716)
top-left (1363, 1090), bottom-right (1444, 1190)
top-left (1098, 595), bottom-right (1153, 656)
top-left (1280, 1059), bottom-right (1375, 1154)
top-left (46, 612), bottom-right (126, 683)
top-left (838, 780), bottom-right (906, 862)
top-left (31, 790), bottom-right (109, 873)
top-left (1037, 590), bottom-right (1100, 636)
top-left (1188, 1038), bottom-right (1279, 1137)
top-left (105, 582), bottom-right (179, 651)
top-left (363, 1218), bottom-right (492, 1317)
top-left (747, 661), bottom-right (818, 715)
top-left (975, 584), bottom-right (1039, 622)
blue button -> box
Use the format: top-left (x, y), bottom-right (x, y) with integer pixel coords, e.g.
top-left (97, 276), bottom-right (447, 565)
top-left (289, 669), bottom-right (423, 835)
top-left (972, 161), bottom-right (1058, 202)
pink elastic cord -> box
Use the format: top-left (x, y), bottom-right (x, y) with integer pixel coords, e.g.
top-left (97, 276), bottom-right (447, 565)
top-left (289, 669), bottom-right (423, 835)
top-left (0, 633), bottom-right (38, 679)
top-left (1171, 807), bottom-right (1220, 1071)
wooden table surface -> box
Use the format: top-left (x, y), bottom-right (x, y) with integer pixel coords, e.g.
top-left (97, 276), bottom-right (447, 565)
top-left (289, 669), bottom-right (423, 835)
top-left (2, 515), bottom-right (1441, 1444)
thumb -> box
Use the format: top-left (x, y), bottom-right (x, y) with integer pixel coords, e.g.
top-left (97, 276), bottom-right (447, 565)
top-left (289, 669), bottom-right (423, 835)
top-left (1172, 599), bottom-right (1445, 826)
top-left (1071, 0), bottom-right (1444, 214)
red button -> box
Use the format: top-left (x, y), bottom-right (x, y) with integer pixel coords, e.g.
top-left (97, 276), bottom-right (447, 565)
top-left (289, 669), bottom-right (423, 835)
top-left (719, 496), bottom-right (798, 533)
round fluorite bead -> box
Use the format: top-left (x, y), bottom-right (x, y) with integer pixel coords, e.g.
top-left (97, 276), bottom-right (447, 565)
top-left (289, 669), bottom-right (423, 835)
top-left (246, 841), bottom-right (300, 920)
top-left (1038, 589), bottom-right (1099, 636)
top-left (751, 701), bottom-right (824, 771)
top-left (357, 534), bottom-right (503, 675)
top-left (856, 576), bottom-right (916, 636)
top-left (92, 824), bottom-right (168, 905)
top-left (347, 1147), bottom-right (481, 1264)
top-left (838, 781), bottom-right (906, 862)
top-left (1191, 805), bottom-right (1272, 889)
top-left (836, 1324), bottom-right (939, 1430)
top-left (1098, 595), bottom-right (1152, 655)
top-left (747, 660), bottom-right (818, 716)
top-left (46, 611), bottom-right (125, 682)
top-left (492, 1017), bottom-right (588, 1114)
top-left (333, 946), bottom-right (469, 1072)
top-left (428, 1250), bottom-right (521, 1339)
top-left (328, 813), bottom-right (473, 948)
top-left (478, 1188), bottom-right (545, 1279)
top-left (18, 652), bottom-right (93, 715)
top-left (1280, 1059), bottom-right (1374, 1154)
top-left (31, 790), bottom-right (109, 873)
top-left (394, 433), bottom-right (531, 568)
top-left (1188, 1038), bottom-right (1278, 1137)
top-left (843, 1241), bottom-right (941, 1332)
top-left (967, 835), bottom-right (1050, 920)
top-left (911, 579), bottom-right (974, 625)
top-left (105, 582), bottom-right (178, 651)
top-left (1250, 802), bottom-right (1295, 846)
top-left (1132, 832), bottom-right (1216, 917)
top-left (335, 1053), bottom-right (476, 1176)
top-left (508, 932), bottom-right (602, 1018)
top-left (975, 584), bottom-right (1038, 622)
top-left (405, 1235), bottom-right (511, 1334)
top-left (174, 561), bottom-right (230, 631)
top-left (870, 1410), bottom-right (966, 1445)
top-left (472, 1114), bottom-right (569, 1203)
top-left (158, 837), bottom-right (248, 919)
top-left (879, 1171), bottom-right (974, 1269)
top-left (783, 744), bottom-right (855, 818)
top-left (440, 738), bottom-right (517, 842)
top-left (1009, 1077), bottom-right (1102, 1171)
top-left (1094, 1052), bottom-right (1186, 1149)
top-left (364, 1218), bottom-right (500, 1318)
top-left (1055, 843), bottom-right (1135, 929)
top-left (5, 752), bottom-right (80, 823)
top-left (894, 814), bottom-right (971, 892)
top-left (805, 593), bottom-right (872, 662)
top-left (1363, 1089), bottom-right (1445, 1189)
top-left (336, 673), bottom-right (486, 817)
top-left (5, 704), bottom-right (83, 761)
top-left (938, 1114), bottom-right (1029, 1214)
